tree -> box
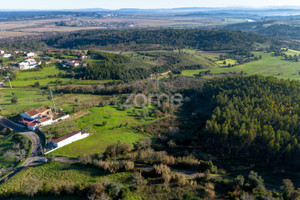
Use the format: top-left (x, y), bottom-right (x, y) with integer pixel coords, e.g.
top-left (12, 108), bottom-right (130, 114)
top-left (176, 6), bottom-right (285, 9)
top-left (102, 121), bottom-right (108, 126)
top-left (11, 96), bottom-right (18, 104)
top-left (40, 61), bottom-right (46, 69)
top-left (281, 179), bottom-right (295, 200)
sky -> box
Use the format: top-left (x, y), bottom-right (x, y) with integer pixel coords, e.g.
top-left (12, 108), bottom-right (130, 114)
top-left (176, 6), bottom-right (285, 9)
top-left (2, 0), bottom-right (300, 10)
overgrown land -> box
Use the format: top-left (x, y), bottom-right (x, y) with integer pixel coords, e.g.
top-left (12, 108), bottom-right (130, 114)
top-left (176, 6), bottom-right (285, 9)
top-left (0, 27), bottom-right (299, 200)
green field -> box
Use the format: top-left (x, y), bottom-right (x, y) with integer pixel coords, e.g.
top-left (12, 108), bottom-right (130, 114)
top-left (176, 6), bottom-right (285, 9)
top-left (0, 161), bottom-right (132, 196)
top-left (216, 59), bottom-right (237, 67)
top-left (0, 132), bottom-right (20, 169)
top-left (182, 51), bottom-right (300, 80)
top-left (44, 106), bottom-right (153, 157)
top-left (14, 66), bottom-right (65, 80)
top-left (0, 88), bottom-right (103, 117)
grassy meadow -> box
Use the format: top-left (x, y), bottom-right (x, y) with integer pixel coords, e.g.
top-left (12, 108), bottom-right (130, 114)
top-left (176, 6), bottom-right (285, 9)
top-left (0, 132), bottom-right (19, 169)
top-left (43, 106), bottom-right (153, 157)
top-left (182, 51), bottom-right (300, 80)
top-left (0, 88), bottom-right (103, 117)
top-left (0, 161), bottom-right (133, 196)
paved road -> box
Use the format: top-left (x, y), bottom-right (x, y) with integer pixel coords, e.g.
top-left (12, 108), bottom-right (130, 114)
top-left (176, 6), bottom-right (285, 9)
top-left (0, 117), bottom-right (43, 184)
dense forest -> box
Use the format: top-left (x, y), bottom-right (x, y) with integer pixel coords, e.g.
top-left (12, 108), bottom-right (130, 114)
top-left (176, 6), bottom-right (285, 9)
top-left (179, 75), bottom-right (300, 168)
top-left (43, 29), bottom-right (269, 50)
top-left (224, 21), bottom-right (300, 42)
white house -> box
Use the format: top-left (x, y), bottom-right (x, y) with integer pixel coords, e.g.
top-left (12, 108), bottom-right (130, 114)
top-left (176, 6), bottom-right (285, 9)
top-left (27, 52), bottom-right (37, 58)
top-left (19, 59), bottom-right (41, 70)
top-left (0, 50), bottom-right (4, 55)
top-left (46, 131), bottom-right (89, 152)
top-left (20, 106), bottom-right (52, 121)
top-left (27, 121), bottom-right (39, 131)
top-left (3, 54), bottom-right (12, 58)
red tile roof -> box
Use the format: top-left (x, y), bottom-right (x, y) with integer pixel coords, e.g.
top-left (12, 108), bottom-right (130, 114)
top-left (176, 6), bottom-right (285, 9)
top-left (28, 122), bottom-right (39, 127)
top-left (52, 131), bottom-right (82, 144)
top-left (39, 117), bottom-right (52, 123)
top-left (25, 109), bottom-right (39, 117)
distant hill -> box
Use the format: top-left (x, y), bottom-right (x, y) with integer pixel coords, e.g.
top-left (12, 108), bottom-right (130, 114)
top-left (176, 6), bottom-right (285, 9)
top-left (43, 28), bottom-right (270, 51)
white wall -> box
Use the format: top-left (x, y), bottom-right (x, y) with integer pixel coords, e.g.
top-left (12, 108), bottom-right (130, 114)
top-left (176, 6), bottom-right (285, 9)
top-left (40, 119), bottom-right (53, 127)
top-left (45, 133), bottom-right (89, 154)
top-left (57, 133), bottom-right (89, 148)
top-left (20, 112), bottom-right (39, 120)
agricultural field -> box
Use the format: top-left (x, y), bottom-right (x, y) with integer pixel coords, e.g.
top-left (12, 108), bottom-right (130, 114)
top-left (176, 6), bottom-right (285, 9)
top-left (43, 106), bottom-right (153, 157)
top-left (182, 51), bottom-right (300, 80)
top-left (0, 88), bottom-right (103, 117)
top-left (123, 49), bottom-right (217, 69)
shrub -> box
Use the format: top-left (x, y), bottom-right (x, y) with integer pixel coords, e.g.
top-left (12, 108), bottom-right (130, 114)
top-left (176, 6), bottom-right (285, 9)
top-left (105, 142), bottom-right (132, 158)
top-left (172, 173), bottom-right (187, 187)
top-left (204, 182), bottom-right (215, 199)
top-left (87, 183), bottom-right (106, 200)
top-left (97, 160), bottom-right (134, 173)
top-left (131, 172), bottom-right (147, 189)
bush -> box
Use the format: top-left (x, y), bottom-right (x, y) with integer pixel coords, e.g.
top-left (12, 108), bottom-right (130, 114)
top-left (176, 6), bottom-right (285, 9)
top-left (204, 182), bottom-right (215, 199)
top-left (97, 160), bottom-right (134, 173)
top-left (105, 142), bottom-right (132, 158)
top-left (87, 183), bottom-right (106, 200)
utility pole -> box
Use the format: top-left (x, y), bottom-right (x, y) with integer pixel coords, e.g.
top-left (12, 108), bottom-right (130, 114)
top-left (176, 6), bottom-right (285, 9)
top-left (8, 76), bottom-right (12, 89)
top-left (48, 86), bottom-right (57, 113)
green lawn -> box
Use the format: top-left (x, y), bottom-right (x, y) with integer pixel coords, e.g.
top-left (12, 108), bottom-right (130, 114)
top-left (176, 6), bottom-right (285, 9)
top-left (44, 106), bottom-right (153, 157)
top-left (182, 51), bottom-right (300, 80)
top-left (0, 161), bottom-right (132, 196)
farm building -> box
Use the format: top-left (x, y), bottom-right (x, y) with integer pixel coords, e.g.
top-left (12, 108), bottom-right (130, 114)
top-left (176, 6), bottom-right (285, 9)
top-left (46, 131), bottom-right (89, 152)
top-left (64, 60), bottom-right (80, 67)
top-left (27, 52), bottom-right (37, 58)
top-left (3, 54), bottom-right (12, 58)
top-left (19, 58), bottom-right (41, 70)
top-left (20, 106), bottom-right (52, 121)
top-left (20, 106), bottom-right (53, 130)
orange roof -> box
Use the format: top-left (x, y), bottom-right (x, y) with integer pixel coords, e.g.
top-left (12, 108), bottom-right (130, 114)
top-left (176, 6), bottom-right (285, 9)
top-left (35, 106), bottom-right (50, 113)
top-left (39, 117), bottom-right (51, 123)
top-left (25, 109), bottom-right (39, 117)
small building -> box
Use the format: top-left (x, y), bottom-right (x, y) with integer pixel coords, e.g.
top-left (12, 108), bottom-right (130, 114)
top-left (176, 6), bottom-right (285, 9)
top-left (27, 52), bottom-right (37, 58)
top-left (64, 60), bottom-right (80, 67)
top-left (38, 117), bottom-right (53, 127)
top-left (20, 106), bottom-right (52, 121)
top-left (3, 54), bottom-right (12, 58)
top-left (47, 131), bottom-right (89, 150)
top-left (0, 50), bottom-right (4, 55)
top-left (19, 59), bottom-right (41, 70)
top-left (27, 122), bottom-right (39, 131)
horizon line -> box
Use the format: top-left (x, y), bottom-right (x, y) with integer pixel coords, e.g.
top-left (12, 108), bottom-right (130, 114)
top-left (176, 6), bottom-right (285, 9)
top-left (1, 5), bottom-right (300, 12)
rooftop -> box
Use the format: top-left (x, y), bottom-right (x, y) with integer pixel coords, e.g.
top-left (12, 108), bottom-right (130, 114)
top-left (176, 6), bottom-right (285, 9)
top-left (52, 131), bottom-right (83, 144)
